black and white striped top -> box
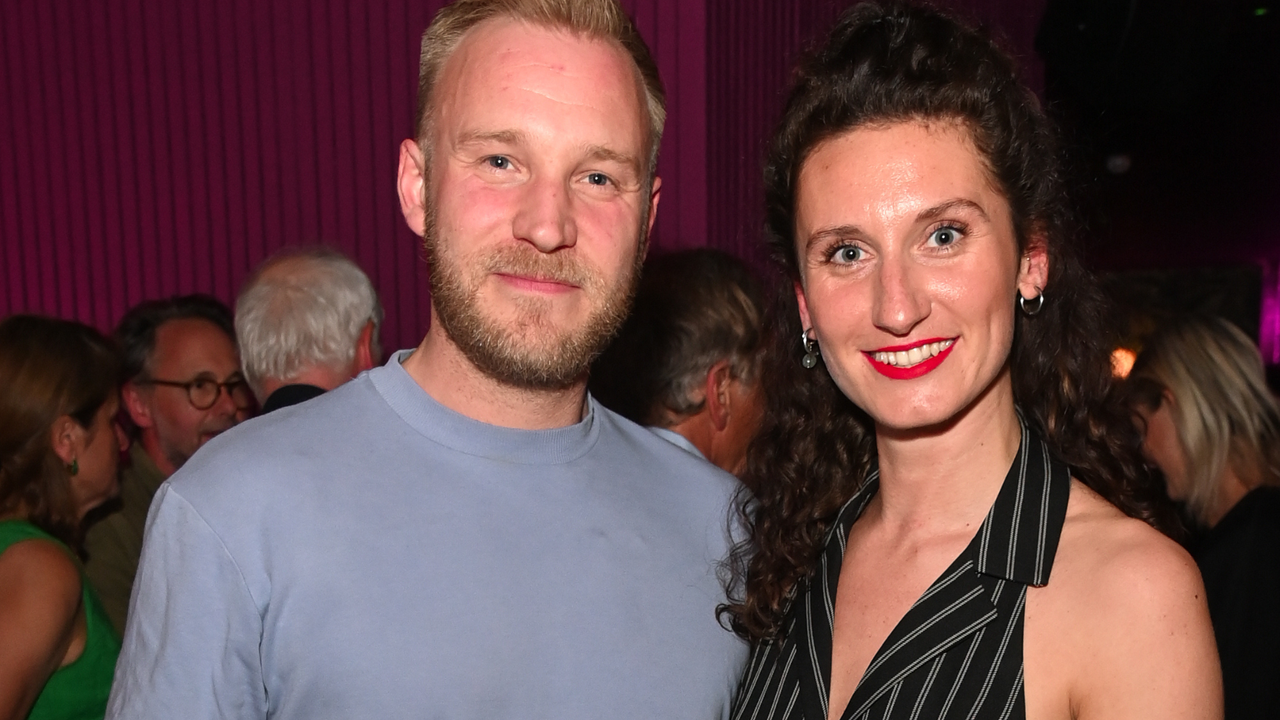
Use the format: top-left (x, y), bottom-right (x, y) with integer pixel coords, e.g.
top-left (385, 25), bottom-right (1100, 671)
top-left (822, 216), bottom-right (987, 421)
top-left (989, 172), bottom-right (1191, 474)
top-left (731, 422), bottom-right (1071, 720)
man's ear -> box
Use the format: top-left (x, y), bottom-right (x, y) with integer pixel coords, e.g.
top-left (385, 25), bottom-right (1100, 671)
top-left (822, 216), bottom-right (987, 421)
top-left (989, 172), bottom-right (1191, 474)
top-left (48, 415), bottom-right (85, 466)
top-left (1017, 236), bottom-right (1050, 300)
top-left (397, 139), bottom-right (428, 237)
top-left (645, 176), bottom-right (662, 238)
top-left (636, 176), bottom-right (661, 266)
top-left (353, 321), bottom-right (378, 375)
top-left (705, 360), bottom-right (733, 432)
top-left (121, 381), bottom-right (154, 429)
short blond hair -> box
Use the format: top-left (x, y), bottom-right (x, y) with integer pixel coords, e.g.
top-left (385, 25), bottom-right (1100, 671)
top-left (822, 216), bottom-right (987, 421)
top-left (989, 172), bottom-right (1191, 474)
top-left (1129, 316), bottom-right (1280, 525)
top-left (413, 0), bottom-right (665, 173)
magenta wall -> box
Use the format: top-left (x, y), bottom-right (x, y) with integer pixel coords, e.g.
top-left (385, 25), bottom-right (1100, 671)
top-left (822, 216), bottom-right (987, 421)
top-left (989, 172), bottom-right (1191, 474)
top-left (0, 0), bottom-right (1044, 351)
top-left (704, 0), bottom-right (1046, 265)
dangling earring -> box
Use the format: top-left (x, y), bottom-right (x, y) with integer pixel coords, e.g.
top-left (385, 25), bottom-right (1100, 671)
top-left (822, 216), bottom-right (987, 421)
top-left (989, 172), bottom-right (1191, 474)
top-left (800, 329), bottom-right (820, 369)
top-left (67, 458), bottom-right (79, 476)
top-left (1018, 288), bottom-right (1045, 316)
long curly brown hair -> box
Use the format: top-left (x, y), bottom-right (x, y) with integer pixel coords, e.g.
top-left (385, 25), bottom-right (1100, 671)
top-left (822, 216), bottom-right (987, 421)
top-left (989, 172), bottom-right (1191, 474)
top-left (719, 1), bottom-right (1173, 642)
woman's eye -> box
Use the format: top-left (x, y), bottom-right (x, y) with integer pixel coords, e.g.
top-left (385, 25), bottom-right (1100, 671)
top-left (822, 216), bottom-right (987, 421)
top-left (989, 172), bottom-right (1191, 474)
top-left (486, 156), bottom-right (511, 170)
top-left (830, 245), bottom-right (863, 264)
top-left (927, 226), bottom-right (962, 247)
top-left (586, 172), bottom-right (611, 187)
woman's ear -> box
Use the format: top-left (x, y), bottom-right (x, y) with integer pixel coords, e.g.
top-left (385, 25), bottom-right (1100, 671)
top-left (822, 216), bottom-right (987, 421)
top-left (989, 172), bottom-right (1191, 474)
top-left (48, 415), bottom-right (86, 466)
top-left (795, 281), bottom-right (813, 331)
top-left (1017, 236), bottom-right (1050, 299)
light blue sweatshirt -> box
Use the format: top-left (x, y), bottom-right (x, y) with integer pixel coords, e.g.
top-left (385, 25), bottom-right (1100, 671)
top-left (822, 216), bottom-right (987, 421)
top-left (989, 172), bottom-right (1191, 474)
top-left (107, 352), bottom-right (747, 719)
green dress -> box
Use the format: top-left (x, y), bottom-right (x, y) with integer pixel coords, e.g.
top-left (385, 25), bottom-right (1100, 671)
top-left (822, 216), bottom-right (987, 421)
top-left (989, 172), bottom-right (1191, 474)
top-left (0, 520), bottom-right (120, 720)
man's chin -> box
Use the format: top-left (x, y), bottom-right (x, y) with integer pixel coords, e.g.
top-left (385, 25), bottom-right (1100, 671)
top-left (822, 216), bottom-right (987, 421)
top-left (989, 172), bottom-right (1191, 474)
top-left (467, 344), bottom-right (592, 391)
top-left (198, 426), bottom-right (234, 447)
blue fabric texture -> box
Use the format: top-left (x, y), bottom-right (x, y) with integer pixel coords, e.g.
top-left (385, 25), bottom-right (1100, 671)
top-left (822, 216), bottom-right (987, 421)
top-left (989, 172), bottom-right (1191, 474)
top-left (107, 352), bottom-right (746, 719)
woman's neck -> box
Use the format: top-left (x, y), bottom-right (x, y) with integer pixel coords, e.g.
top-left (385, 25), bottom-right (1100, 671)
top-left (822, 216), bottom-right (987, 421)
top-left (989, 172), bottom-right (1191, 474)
top-left (872, 381), bottom-right (1023, 535)
top-left (1206, 465), bottom-right (1252, 528)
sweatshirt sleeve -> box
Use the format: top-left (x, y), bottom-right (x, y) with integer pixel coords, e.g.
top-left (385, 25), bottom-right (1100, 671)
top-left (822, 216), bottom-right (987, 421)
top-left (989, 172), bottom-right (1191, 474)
top-left (106, 483), bottom-right (267, 720)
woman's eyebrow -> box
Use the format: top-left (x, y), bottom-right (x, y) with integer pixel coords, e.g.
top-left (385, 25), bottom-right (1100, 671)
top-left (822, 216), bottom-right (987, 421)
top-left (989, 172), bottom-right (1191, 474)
top-left (804, 224), bottom-right (866, 251)
top-left (916, 198), bottom-right (989, 223)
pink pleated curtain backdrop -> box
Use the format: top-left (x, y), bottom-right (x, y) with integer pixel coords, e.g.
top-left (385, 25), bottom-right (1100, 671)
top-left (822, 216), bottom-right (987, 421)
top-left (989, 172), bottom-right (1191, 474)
top-left (0, 0), bottom-right (1043, 351)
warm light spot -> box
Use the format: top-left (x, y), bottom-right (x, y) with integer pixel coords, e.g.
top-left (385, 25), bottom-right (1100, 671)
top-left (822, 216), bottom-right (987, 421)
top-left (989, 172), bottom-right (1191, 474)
top-left (1111, 348), bottom-right (1137, 378)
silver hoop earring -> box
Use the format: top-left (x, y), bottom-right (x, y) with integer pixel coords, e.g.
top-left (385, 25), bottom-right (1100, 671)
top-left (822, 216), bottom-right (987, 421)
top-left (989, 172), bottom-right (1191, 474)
top-left (1018, 290), bottom-right (1045, 316)
top-left (800, 329), bottom-right (820, 369)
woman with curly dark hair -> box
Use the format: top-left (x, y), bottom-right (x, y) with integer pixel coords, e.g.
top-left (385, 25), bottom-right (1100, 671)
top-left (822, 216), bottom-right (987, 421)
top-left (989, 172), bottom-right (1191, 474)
top-left (723, 3), bottom-right (1220, 718)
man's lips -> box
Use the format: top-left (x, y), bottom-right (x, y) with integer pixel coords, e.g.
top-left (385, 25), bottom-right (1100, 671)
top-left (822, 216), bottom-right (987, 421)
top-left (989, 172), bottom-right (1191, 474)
top-left (494, 272), bottom-right (580, 294)
top-left (863, 337), bottom-right (956, 379)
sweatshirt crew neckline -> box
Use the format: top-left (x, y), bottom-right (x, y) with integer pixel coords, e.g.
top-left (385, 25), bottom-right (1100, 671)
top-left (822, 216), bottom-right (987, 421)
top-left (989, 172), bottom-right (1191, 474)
top-left (371, 350), bottom-right (599, 465)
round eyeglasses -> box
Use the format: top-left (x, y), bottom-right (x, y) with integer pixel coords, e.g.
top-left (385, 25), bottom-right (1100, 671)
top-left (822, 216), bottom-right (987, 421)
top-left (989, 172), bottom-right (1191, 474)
top-left (139, 376), bottom-right (255, 410)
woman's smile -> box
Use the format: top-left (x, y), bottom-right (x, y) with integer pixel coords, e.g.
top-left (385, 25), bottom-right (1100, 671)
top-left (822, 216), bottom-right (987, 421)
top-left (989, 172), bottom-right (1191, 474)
top-left (794, 119), bottom-right (1045, 431)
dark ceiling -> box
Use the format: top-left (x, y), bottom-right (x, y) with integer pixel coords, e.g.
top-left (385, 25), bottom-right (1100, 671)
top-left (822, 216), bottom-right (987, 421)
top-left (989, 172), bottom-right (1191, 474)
top-left (1038, 0), bottom-right (1280, 272)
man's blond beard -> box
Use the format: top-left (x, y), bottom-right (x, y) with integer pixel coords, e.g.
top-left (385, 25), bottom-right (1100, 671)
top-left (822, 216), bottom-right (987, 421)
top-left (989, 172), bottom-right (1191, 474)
top-left (422, 194), bottom-right (649, 391)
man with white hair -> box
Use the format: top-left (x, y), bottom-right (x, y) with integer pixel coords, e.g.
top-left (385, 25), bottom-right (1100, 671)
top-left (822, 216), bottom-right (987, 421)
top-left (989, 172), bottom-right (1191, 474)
top-left (234, 248), bottom-right (383, 413)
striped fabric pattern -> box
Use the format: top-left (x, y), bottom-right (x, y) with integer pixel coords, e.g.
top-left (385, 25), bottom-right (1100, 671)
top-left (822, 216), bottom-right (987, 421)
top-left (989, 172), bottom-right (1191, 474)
top-left (732, 421), bottom-right (1071, 720)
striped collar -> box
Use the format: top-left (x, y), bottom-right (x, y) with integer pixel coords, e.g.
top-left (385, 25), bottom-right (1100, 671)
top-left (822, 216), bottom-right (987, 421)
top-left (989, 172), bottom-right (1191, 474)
top-left (820, 418), bottom-right (1068, 585)
top-left (791, 418), bottom-right (1072, 720)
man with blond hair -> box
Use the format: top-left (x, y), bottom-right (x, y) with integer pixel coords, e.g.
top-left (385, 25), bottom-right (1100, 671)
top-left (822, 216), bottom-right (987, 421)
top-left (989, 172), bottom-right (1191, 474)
top-left (107, 1), bottom-right (747, 718)
top-left (234, 247), bottom-right (383, 412)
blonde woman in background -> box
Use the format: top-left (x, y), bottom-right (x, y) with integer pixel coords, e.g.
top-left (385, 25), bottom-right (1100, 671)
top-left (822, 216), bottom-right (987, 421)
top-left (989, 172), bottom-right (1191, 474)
top-left (1130, 315), bottom-right (1280, 720)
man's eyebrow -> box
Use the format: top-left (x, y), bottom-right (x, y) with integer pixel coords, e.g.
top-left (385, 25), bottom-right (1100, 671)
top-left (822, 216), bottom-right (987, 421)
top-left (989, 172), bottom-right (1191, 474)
top-left (454, 129), bottom-right (525, 148)
top-left (583, 145), bottom-right (642, 175)
top-left (917, 198), bottom-right (989, 223)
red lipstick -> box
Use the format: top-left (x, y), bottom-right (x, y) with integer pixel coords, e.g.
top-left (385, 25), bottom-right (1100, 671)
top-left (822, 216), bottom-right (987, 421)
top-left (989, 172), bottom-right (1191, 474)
top-left (863, 338), bottom-right (955, 380)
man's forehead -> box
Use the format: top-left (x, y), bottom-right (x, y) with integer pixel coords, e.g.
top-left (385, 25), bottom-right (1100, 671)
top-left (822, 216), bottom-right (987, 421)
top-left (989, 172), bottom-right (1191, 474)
top-left (151, 318), bottom-right (239, 376)
top-left (434, 18), bottom-right (647, 148)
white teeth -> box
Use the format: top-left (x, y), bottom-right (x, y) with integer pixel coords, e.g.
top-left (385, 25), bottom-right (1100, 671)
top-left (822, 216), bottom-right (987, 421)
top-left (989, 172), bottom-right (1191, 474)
top-left (874, 339), bottom-right (955, 367)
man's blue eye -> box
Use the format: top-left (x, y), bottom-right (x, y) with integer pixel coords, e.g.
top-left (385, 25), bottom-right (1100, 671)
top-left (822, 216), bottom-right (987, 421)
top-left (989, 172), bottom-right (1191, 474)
top-left (487, 156), bottom-right (510, 170)
top-left (587, 173), bottom-right (610, 186)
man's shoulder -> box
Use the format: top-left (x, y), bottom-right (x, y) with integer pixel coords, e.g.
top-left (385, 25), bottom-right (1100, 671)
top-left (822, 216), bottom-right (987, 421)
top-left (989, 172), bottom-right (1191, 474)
top-left (592, 403), bottom-right (740, 495)
top-left (166, 373), bottom-right (395, 497)
top-left (596, 404), bottom-right (706, 462)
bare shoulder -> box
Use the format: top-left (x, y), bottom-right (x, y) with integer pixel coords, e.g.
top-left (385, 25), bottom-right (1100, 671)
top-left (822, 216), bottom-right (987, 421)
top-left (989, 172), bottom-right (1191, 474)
top-left (1055, 480), bottom-right (1199, 603)
top-left (1026, 480), bottom-right (1221, 720)
top-left (0, 538), bottom-right (81, 608)
top-left (0, 537), bottom-right (83, 715)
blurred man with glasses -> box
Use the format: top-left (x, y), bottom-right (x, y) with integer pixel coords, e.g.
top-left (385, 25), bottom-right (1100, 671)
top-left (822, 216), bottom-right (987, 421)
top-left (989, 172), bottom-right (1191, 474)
top-left (83, 293), bottom-right (251, 635)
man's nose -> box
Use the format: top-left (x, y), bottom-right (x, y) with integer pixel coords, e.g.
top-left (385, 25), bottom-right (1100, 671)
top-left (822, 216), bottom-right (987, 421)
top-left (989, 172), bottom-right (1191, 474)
top-left (511, 175), bottom-right (578, 252)
top-left (209, 384), bottom-right (240, 418)
top-left (871, 254), bottom-right (930, 336)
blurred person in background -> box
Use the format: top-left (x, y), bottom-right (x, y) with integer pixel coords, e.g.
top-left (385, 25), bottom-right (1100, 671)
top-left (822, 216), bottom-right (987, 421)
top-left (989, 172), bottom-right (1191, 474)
top-left (0, 315), bottom-right (125, 720)
top-left (83, 294), bottom-right (251, 635)
top-left (235, 247), bottom-right (383, 413)
top-left (590, 248), bottom-right (766, 475)
top-left (1129, 315), bottom-right (1280, 720)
